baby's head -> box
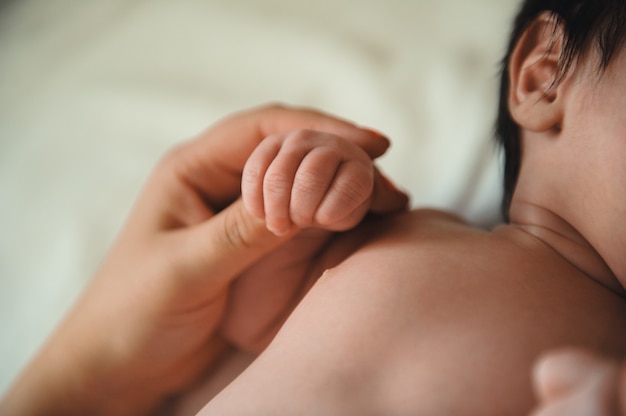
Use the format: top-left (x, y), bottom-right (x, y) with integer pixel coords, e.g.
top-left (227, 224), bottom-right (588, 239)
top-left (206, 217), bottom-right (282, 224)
top-left (496, 0), bottom-right (626, 220)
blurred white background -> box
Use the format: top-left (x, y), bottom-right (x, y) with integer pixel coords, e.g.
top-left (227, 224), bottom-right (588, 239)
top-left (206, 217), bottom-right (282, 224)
top-left (0, 0), bottom-right (519, 394)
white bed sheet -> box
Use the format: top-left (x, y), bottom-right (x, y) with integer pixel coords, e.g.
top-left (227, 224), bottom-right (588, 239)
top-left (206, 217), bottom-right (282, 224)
top-left (0, 0), bottom-right (519, 394)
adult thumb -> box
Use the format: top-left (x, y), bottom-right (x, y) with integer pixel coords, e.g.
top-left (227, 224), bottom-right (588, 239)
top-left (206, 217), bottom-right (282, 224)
top-left (180, 198), bottom-right (293, 288)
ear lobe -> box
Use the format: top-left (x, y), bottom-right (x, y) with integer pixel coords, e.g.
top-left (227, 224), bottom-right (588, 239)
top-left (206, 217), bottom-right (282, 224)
top-left (508, 13), bottom-right (566, 133)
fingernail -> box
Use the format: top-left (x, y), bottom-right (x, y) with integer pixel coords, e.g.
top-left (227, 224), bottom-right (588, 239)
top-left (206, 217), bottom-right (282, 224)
top-left (267, 222), bottom-right (297, 237)
top-left (267, 224), bottom-right (287, 237)
top-left (361, 127), bottom-right (388, 139)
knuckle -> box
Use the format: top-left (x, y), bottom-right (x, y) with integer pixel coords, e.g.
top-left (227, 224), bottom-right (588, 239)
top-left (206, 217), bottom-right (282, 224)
top-left (220, 208), bottom-right (254, 250)
top-left (157, 142), bottom-right (188, 170)
top-left (293, 168), bottom-right (322, 193)
top-left (284, 128), bottom-right (315, 145)
top-left (335, 170), bottom-right (373, 205)
top-left (242, 163), bottom-right (264, 189)
top-left (316, 173), bottom-right (372, 226)
top-left (259, 102), bottom-right (288, 113)
top-left (264, 171), bottom-right (292, 195)
top-left (151, 142), bottom-right (194, 184)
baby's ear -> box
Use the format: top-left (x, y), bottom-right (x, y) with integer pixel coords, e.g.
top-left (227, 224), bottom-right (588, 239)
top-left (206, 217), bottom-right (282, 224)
top-left (508, 13), bottom-right (566, 133)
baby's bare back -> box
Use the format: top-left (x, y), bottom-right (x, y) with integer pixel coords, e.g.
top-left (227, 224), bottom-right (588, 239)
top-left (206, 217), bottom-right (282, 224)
top-left (202, 209), bottom-right (626, 415)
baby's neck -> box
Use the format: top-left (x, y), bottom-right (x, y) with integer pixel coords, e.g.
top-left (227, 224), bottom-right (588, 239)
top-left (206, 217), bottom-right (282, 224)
top-left (507, 200), bottom-right (624, 296)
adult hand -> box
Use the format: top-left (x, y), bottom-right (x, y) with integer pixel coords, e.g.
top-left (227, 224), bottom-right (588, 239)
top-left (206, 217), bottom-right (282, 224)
top-left (0, 104), bottom-right (407, 416)
top-left (531, 348), bottom-right (626, 416)
top-left (219, 127), bottom-right (410, 354)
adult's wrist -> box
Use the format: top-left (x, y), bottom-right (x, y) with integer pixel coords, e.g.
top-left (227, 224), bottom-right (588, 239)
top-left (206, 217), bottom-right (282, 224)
top-left (0, 316), bottom-right (170, 415)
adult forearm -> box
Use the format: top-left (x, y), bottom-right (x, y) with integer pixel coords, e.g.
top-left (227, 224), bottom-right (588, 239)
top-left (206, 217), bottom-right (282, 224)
top-left (0, 330), bottom-right (164, 416)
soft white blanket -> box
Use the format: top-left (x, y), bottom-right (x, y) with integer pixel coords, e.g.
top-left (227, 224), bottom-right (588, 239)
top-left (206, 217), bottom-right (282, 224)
top-left (0, 0), bottom-right (519, 393)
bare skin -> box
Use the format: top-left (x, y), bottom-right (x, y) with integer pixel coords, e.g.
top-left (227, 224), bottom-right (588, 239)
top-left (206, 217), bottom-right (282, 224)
top-left (4, 10), bottom-right (626, 416)
top-left (197, 15), bottom-right (626, 416)
top-left (0, 105), bottom-right (407, 416)
top-left (531, 348), bottom-right (626, 416)
top-left (199, 210), bottom-right (626, 415)
top-left (223, 129), bottom-right (408, 354)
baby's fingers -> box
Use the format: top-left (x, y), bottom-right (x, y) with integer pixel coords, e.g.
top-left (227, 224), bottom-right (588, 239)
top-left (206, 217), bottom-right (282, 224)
top-left (314, 158), bottom-right (374, 230)
top-left (262, 147), bottom-right (306, 235)
top-left (241, 139), bottom-right (281, 220)
top-left (289, 147), bottom-right (343, 228)
top-left (245, 132), bottom-right (318, 235)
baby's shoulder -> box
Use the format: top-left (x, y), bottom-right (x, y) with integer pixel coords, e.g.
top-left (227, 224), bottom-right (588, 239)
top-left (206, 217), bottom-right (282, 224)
top-left (348, 208), bottom-right (539, 269)
top-left (359, 208), bottom-right (487, 246)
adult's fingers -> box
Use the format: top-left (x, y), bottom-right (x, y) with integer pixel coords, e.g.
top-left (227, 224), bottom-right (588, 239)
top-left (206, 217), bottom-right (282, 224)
top-left (369, 167), bottom-right (411, 214)
top-left (174, 198), bottom-right (296, 289)
top-left (533, 349), bottom-right (614, 402)
top-left (530, 348), bottom-right (621, 416)
top-left (530, 396), bottom-right (609, 416)
top-left (170, 104), bottom-right (391, 209)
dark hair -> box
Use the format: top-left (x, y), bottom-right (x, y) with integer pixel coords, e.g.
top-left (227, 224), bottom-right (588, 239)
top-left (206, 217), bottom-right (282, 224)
top-left (496, 0), bottom-right (626, 220)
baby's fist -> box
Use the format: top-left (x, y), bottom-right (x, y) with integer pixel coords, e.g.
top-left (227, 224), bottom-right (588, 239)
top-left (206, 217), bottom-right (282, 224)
top-left (242, 129), bottom-right (388, 235)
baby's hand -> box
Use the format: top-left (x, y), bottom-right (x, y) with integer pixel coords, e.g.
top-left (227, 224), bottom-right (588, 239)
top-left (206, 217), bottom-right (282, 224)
top-left (242, 129), bottom-right (407, 236)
